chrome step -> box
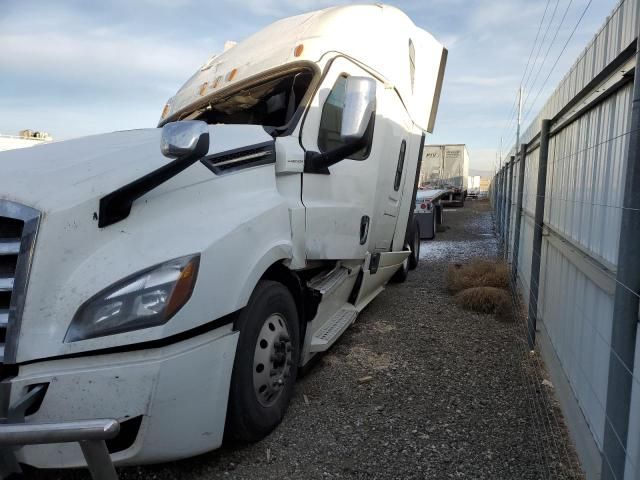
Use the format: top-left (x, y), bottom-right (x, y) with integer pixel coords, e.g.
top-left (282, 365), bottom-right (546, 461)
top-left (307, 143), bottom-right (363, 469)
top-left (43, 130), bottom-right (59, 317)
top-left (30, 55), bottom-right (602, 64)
top-left (310, 306), bottom-right (358, 352)
top-left (307, 266), bottom-right (349, 296)
top-left (0, 239), bottom-right (20, 256)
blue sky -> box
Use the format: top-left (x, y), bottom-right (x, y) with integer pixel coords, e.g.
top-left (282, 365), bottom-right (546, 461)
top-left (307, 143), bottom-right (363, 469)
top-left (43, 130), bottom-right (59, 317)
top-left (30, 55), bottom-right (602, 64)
top-left (0, 0), bottom-right (619, 173)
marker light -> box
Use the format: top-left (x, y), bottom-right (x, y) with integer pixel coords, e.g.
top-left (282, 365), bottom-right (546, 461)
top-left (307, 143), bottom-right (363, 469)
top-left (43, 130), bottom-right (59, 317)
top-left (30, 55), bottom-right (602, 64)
top-left (227, 68), bottom-right (238, 82)
top-left (420, 203), bottom-right (427, 209)
top-left (294, 44), bottom-right (304, 57)
top-left (65, 255), bottom-right (200, 342)
top-left (161, 103), bottom-right (170, 119)
top-left (199, 82), bottom-right (208, 96)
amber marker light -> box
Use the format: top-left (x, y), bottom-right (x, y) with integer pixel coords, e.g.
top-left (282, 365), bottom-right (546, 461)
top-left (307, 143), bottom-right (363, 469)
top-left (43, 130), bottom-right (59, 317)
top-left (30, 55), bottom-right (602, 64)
top-left (227, 68), bottom-right (238, 82)
top-left (199, 82), bottom-right (208, 96)
top-left (294, 44), bottom-right (304, 57)
top-left (165, 257), bottom-right (199, 319)
top-left (161, 103), bottom-right (170, 119)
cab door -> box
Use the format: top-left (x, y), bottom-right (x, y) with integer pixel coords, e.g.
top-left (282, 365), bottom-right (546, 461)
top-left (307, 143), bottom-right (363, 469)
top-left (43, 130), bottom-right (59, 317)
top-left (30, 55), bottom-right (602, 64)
top-left (300, 57), bottom-right (384, 260)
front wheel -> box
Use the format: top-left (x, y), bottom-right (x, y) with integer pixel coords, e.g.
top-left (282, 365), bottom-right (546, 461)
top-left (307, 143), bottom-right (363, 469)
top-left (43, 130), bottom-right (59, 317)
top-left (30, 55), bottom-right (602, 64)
top-left (226, 281), bottom-right (300, 443)
top-left (390, 257), bottom-right (409, 283)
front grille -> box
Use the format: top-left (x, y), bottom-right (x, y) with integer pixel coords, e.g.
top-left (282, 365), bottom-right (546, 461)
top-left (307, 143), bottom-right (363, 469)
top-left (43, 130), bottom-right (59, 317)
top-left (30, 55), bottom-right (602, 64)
top-left (0, 201), bottom-right (40, 365)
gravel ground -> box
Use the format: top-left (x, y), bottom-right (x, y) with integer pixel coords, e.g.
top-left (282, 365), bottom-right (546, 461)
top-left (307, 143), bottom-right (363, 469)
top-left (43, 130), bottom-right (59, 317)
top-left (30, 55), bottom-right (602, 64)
top-left (33, 200), bottom-right (583, 480)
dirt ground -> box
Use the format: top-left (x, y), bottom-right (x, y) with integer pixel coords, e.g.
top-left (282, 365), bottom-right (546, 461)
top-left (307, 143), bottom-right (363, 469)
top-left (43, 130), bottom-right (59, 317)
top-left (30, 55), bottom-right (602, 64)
top-left (33, 200), bottom-right (583, 480)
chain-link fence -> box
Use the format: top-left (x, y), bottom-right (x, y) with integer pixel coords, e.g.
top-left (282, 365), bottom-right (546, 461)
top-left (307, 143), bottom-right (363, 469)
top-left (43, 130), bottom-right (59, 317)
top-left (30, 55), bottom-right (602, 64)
top-left (491, 1), bottom-right (640, 478)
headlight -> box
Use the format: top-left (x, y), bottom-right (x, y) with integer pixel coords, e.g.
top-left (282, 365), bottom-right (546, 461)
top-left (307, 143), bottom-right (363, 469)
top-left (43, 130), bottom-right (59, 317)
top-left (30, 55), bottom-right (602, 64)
top-left (65, 254), bottom-right (200, 342)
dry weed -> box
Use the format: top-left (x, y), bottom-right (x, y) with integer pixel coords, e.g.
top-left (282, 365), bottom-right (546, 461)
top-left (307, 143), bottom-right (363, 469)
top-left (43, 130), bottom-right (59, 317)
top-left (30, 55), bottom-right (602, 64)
top-left (447, 258), bottom-right (510, 293)
top-left (454, 286), bottom-right (513, 321)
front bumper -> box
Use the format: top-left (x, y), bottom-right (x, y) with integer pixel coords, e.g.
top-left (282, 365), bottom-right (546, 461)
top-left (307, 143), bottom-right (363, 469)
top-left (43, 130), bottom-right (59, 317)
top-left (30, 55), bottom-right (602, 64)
top-left (5, 326), bottom-right (238, 469)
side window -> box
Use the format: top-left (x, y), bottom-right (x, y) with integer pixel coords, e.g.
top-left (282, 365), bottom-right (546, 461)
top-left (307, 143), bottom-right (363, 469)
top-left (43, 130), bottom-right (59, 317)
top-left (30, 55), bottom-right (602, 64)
top-left (394, 140), bottom-right (406, 191)
top-left (317, 75), bottom-right (371, 160)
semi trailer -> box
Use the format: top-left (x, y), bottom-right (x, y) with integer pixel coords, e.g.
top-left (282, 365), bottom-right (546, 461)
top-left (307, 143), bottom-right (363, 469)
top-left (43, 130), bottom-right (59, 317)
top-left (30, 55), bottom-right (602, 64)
top-left (0, 4), bottom-right (447, 472)
top-left (420, 144), bottom-right (469, 206)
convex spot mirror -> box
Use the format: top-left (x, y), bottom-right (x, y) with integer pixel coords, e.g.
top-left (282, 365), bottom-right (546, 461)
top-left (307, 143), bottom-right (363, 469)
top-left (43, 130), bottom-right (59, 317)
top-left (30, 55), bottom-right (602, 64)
top-left (161, 120), bottom-right (210, 159)
top-left (340, 76), bottom-right (377, 141)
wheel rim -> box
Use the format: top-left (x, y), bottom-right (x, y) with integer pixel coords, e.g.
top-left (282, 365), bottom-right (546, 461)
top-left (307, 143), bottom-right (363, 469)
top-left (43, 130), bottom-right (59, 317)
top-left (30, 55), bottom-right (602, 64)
top-left (253, 313), bottom-right (293, 407)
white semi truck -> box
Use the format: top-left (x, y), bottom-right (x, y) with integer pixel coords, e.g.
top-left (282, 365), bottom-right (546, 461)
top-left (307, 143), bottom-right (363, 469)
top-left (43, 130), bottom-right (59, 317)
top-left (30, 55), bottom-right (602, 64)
top-left (0, 5), bottom-right (446, 472)
top-left (421, 144), bottom-right (469, 206)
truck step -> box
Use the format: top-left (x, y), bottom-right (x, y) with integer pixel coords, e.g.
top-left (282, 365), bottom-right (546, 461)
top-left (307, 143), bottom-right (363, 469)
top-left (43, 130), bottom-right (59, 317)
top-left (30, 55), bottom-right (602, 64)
top-left (310, 306), bottom-right (357, 352)
top-left (307, 266), bottom-right (349, 296)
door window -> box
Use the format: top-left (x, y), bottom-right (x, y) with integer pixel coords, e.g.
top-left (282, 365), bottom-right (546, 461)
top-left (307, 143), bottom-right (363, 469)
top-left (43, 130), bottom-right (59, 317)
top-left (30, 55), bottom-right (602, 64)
top-left (394, 140), bottom-right (406, 191)
top-left (317, 75), bottom-right (371, 160)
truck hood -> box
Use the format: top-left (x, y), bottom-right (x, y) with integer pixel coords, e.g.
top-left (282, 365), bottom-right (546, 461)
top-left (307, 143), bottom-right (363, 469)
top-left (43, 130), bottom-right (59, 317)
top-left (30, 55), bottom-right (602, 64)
top-left (0, 125), bottom-right (273, 213)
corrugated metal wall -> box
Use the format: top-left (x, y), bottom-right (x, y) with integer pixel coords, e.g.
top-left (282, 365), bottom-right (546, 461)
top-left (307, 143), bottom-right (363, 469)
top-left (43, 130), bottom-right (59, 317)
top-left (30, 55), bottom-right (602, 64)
top-left (515, 0), bottom-right (640, 149)
top-left (492, 1), bottom-right (640, 478)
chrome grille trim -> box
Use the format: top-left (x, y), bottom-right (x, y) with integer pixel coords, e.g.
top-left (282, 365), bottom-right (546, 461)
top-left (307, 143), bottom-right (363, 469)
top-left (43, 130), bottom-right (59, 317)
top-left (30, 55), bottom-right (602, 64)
top-left (0, 277), bottom-right (14, 292)
top-left (0, 200), bottom-right (40, 364)
top-left (0, 240), bottom-right (20, 256)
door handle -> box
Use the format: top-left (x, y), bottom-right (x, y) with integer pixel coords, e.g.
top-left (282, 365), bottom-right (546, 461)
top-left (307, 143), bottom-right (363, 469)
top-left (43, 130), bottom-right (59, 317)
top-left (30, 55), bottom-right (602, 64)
top-left (360, 216), bottom-right (370, 245)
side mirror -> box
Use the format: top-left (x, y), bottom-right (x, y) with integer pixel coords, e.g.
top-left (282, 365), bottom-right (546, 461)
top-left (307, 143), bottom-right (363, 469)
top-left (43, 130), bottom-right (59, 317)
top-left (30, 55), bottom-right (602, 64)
top-left (160, 120), bottom-right (210, 159)
top-left (340, 77), bottom-right (376, 141)
top-left (98, 121), bottom-right (210, 228)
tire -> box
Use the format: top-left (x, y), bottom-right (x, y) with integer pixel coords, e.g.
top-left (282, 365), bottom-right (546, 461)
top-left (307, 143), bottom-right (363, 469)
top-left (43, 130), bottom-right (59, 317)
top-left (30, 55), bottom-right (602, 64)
top-left (390, 257), bottom-right (409, 283)
top-left (226, 281), bottom-right (300, 443)
top-left (408, 221), bottom-right (420, 270)
top-left (435, 205), bottom-right (446, 232)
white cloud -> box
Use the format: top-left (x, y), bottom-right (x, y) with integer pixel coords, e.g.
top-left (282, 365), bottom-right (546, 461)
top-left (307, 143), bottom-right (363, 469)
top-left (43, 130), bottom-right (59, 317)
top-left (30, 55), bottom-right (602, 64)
top-left (0, 0), bottom-right (624, 157)
top-left (1, 31), bottom-right (206, 93)
top-left (469, 0), bottom-right (543, 30)
top-left (221, 0), bottom-right (353, 17)
top-left (451, 75), bottom-right (519, 87)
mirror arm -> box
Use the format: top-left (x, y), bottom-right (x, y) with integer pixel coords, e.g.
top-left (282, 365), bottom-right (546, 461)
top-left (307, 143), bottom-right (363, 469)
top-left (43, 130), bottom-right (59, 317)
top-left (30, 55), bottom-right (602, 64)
top-left (98, 133), bottom-right (209, 228)
top-left (304, 137), bottom-right (367, 174)
top-left (304, 115), bottom-right (373, 174)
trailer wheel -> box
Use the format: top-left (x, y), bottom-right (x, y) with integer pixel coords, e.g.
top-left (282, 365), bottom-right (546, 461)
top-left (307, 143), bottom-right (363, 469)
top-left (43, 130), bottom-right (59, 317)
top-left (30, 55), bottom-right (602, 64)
top-left (408, 221), bottom-right (420, 270)
top-left (226, 281), bottom-right (299, 443)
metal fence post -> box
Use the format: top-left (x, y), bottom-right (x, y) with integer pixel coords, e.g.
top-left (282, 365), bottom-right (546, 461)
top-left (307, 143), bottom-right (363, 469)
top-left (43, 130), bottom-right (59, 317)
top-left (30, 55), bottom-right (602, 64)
top-left (601, 30), bottom-right (640, 480)
top-left (505, 156), bottom-right (515, 259)
top-left (511, 144), bottom-right (528, 283)
top-left (501, 165), bottom-right (508, 240)
top-left (528, 120), bottom-right (551, 349)
top-left (494, 169), bottom-right (502, 234)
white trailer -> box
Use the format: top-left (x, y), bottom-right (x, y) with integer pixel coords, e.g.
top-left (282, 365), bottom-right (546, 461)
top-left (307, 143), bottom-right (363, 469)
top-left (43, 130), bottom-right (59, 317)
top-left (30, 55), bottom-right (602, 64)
top-left (467, 175), bottom-right (481, 198)
top-left (421, 144), bottom-right (469, 206)
top-left (0, 4), bottom-right (446, 473)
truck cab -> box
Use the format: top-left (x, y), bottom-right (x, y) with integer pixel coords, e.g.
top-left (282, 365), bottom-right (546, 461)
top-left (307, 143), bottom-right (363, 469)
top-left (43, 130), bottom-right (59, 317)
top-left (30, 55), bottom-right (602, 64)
top-left (0, 4), bottom-right (446, 470)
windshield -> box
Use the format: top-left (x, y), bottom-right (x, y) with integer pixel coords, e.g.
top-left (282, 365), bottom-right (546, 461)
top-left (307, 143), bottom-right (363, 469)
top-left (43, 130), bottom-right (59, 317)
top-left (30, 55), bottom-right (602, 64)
top-left (182, 68), bottom-right (314, 133)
